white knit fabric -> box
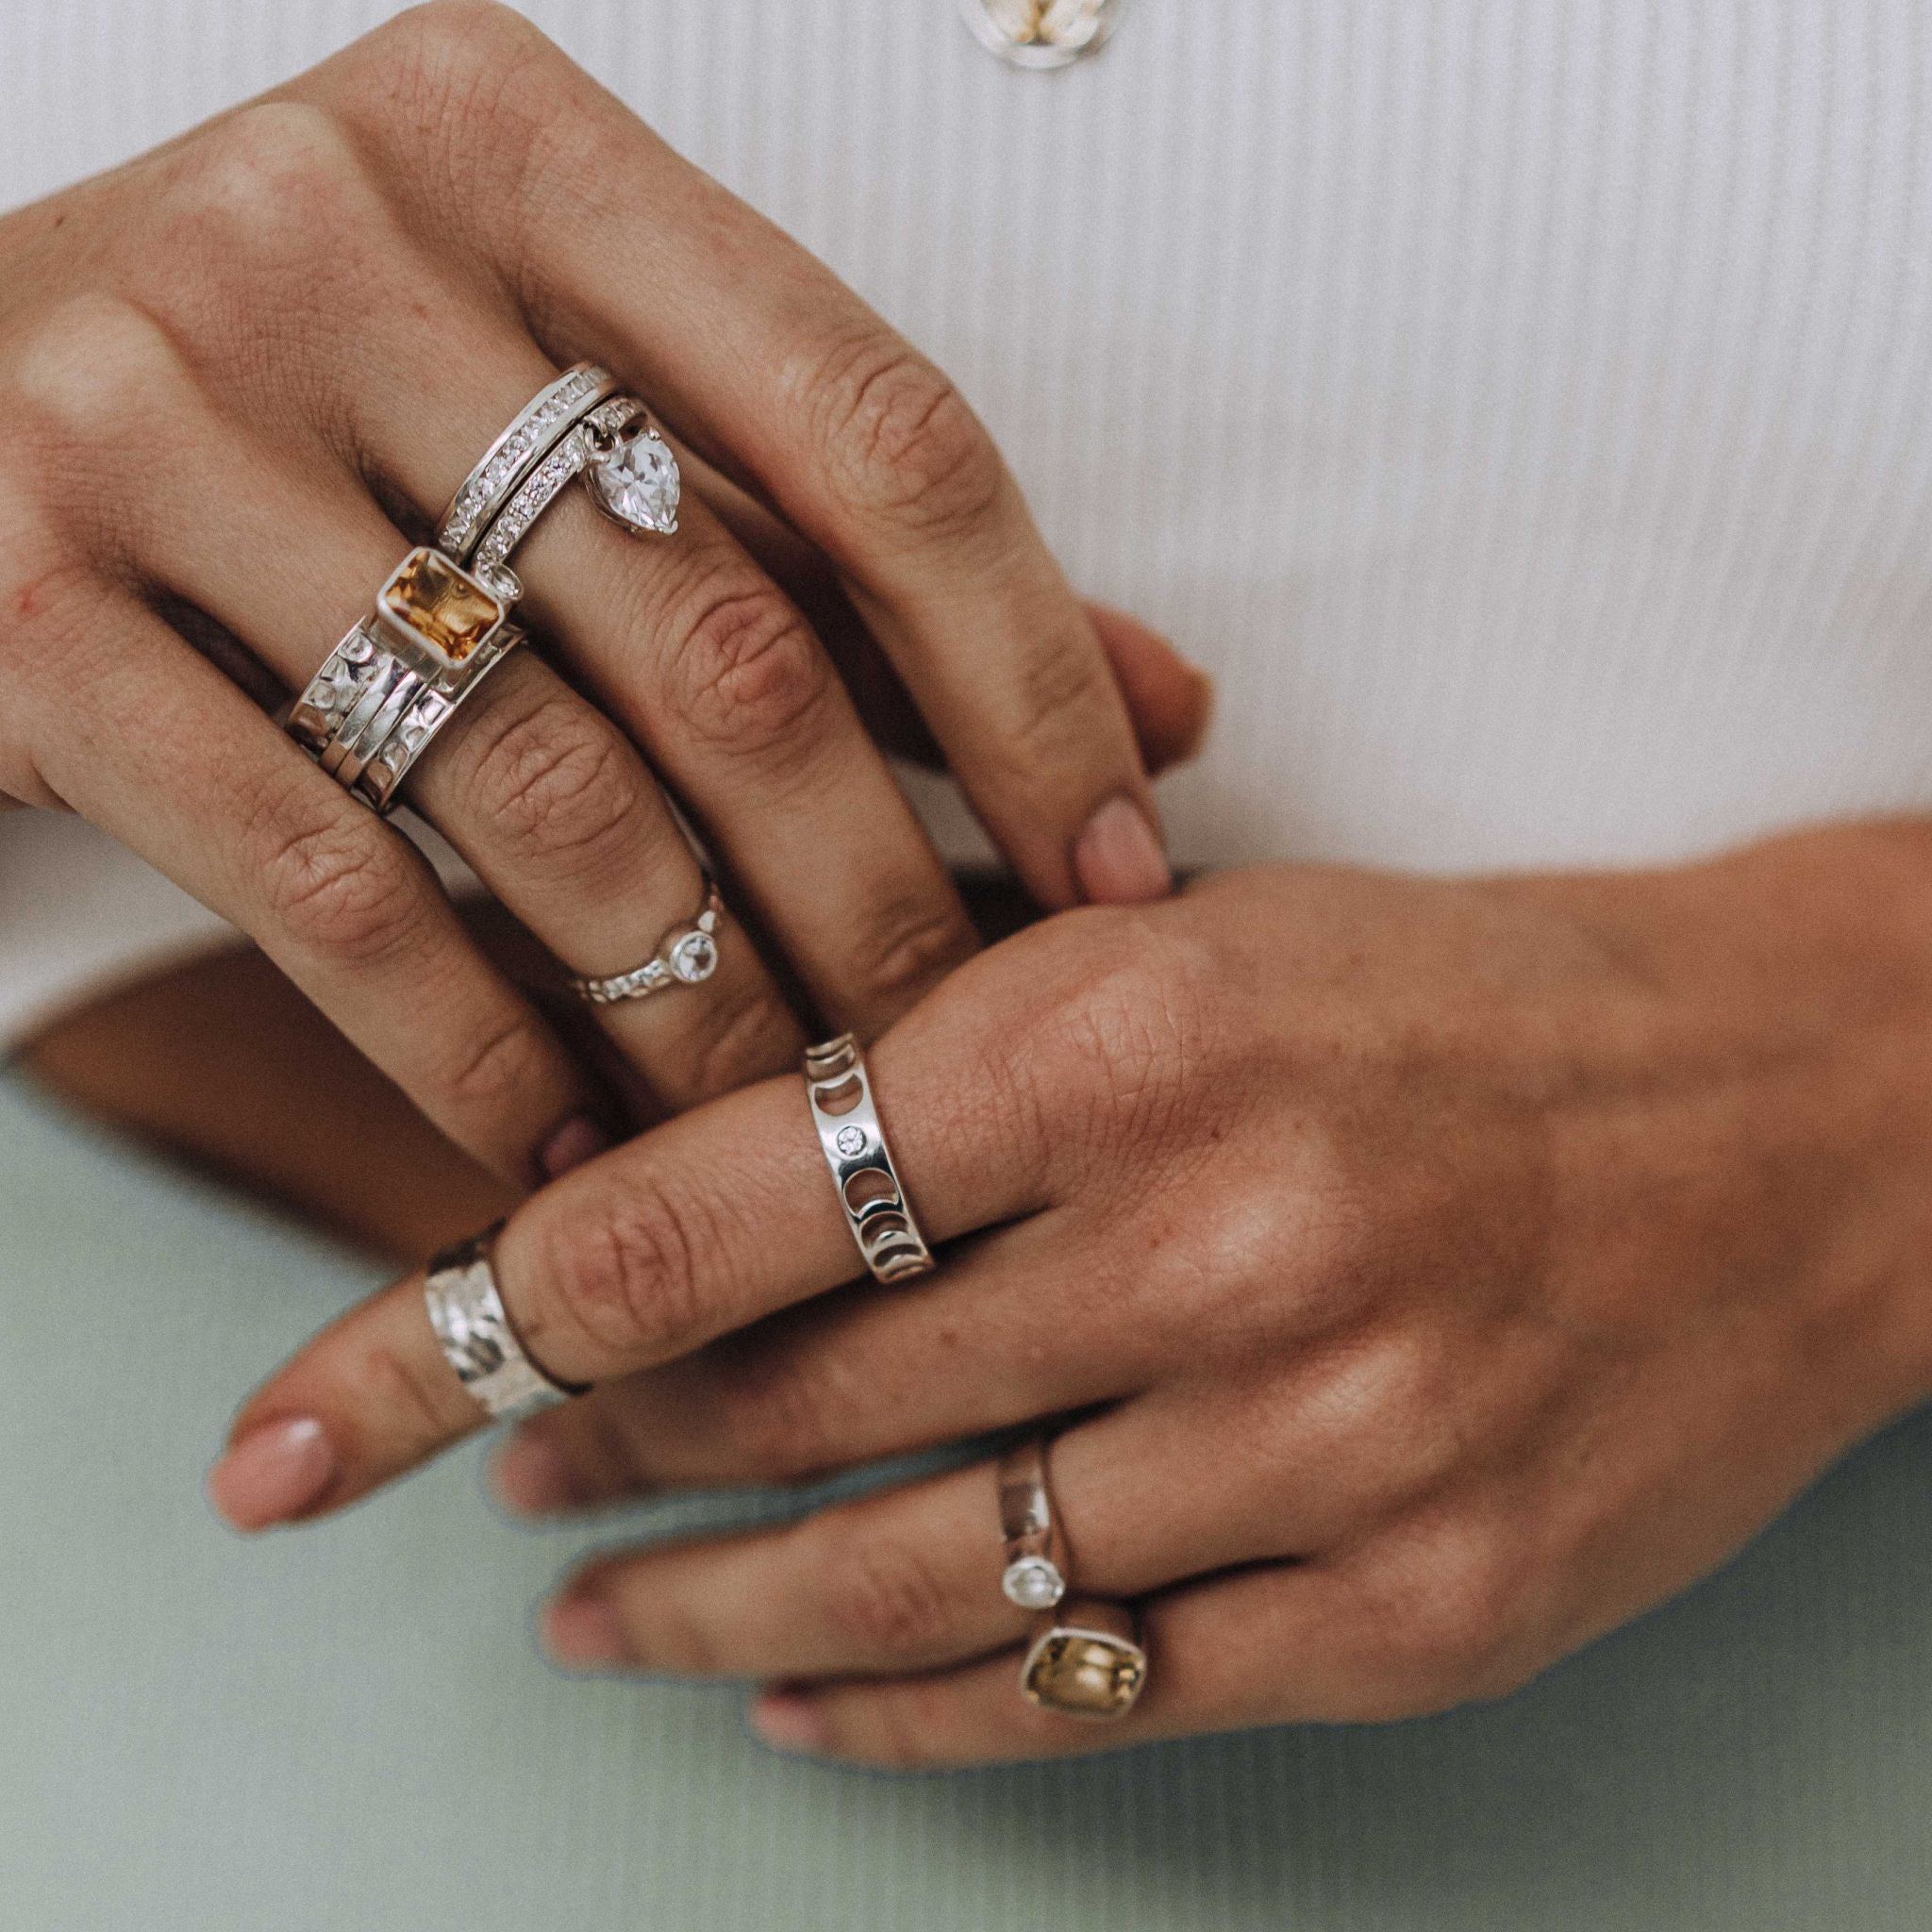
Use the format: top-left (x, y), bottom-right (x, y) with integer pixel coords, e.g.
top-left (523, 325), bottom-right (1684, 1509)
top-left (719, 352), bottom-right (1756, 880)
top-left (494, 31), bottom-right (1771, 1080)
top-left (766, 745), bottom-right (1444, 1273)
top-left (5, 0), bottom-right (1932, 1033)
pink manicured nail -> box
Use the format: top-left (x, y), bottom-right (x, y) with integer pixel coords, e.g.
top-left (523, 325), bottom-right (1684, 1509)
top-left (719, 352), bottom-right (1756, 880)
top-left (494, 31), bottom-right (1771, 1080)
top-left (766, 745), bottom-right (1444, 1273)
top-left (542, 1593), bottom-right (632, 1669)
top-left (208, 1417), bottom-right (335, 1531)
top-left (491, 1430), bottom-right (577, 1517)
top-left (1073, 794), bottom-right (1173, 905)
top-left (541, 1115), bottom-right (611, 1181)
top-left (750, 1689), bottom-right (826, 1756)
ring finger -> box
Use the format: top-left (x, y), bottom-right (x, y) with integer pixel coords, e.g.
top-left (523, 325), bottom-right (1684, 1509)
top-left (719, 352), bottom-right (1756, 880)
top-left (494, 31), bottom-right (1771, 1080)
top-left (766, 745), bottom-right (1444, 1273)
top-left (537, 1396), bottom-right (1305, 1685)
top-left (345, 315), bottom-right (983, 1041)
top-left (142, 406), bottom-right (808, 1111)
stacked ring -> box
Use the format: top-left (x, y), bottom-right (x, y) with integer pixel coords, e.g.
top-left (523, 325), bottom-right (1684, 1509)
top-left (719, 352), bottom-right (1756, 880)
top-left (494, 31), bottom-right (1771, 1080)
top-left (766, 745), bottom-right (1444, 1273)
top-left (286, 546), bottom-right (524, 813)
top-left (423, 1226), bottom-right (583, 1424)
top-left (803, 1035), bottom-right (936, 1285)
top-left (997, 1434), bottom-right (1147, 1720)
top-left (439, 360), bottom-right (681, 581)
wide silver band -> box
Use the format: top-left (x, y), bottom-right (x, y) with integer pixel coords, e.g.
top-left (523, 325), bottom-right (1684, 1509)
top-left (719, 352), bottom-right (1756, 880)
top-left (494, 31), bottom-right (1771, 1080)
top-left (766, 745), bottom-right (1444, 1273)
top-left (997, 1435), bottom-right (1069, 1610)
top-left (438, 362), bottom-right (620, 561)
top-left (424, 1226), bottom-right (581, 1424)
top-left (803, 1034), bottom-right (936, 1285)
top-left (570, 875), bottom-right (726, 1004)
top-left (286, 551), bottom-right (524, 814)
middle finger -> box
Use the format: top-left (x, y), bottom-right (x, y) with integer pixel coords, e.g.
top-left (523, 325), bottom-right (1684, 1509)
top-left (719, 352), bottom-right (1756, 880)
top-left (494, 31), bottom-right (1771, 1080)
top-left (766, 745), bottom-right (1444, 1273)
top-left (342, 308), bottom-right (983, 1039)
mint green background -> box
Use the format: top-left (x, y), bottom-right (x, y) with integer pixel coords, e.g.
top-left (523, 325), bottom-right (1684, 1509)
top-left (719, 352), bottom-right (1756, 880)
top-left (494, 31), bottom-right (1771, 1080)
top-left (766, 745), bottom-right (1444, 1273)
top-left (1, 1072), bottom-right (1928, 1931)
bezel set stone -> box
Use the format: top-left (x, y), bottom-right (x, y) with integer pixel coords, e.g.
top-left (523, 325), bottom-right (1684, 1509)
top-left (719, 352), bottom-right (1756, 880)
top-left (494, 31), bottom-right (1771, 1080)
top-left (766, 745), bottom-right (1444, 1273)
top-left (1002, 1555), bottom-right (1067, 1611)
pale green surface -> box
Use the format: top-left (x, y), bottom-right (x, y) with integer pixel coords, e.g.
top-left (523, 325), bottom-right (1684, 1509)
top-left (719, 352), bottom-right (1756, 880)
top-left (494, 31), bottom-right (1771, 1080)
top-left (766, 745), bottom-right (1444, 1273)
top-left (1, 1074), bottom-right (1928, 1932)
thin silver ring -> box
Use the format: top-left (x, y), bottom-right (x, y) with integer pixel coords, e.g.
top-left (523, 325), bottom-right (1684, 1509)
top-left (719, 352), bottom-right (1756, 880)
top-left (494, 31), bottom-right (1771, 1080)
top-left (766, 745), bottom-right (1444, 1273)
top-left (285, 549), bottom-right (523, 814)
top-left (570, 874), bottom-right (726, 1005)
top-left (424, 1225), bottom-right (583, 1424)
top-left (802, 1034), bottom-right (936, 1285)
top-left (438, 362), bottom-right (619, 562)
top-left (997, 1435), bottom-right (1068, 1609)
top-left (997, 1434), bottom-right (1147, 1719)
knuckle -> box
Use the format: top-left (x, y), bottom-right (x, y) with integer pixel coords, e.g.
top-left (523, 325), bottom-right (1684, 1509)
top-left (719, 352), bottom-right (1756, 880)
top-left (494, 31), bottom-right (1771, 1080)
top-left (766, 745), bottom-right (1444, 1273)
top-left (660, 563), bottom-right (833, 767)
top-left (1003, 618), bottom-right (1122, 767)
top-left (425, 1009), bottom-right (549, 1122)
top-left (1032, 916), bottom-right (1221, 1154)
top-left (802, 328), bottom-right (1005, 541)
top-left (813, 1518), bottom-right (957, 1659)
top-left (354, 1340), bottom-right (463, 1455)
top-left (356, 2), bottom-right (557, 164)
top-left (164, 101), bottom-right (370, 266)
top-left (711, 1343), bottom-right (844, 1481)
top-left (1372, 1524), bottom-right (1526, 1712)
top-left (844, 892), bottom-right (977, 1012)
top-left (679, 984), bottom-right (800, 1103)
top-left (538, 1175), bottom-right (711, 1364)
top-left (250, 786), bottom-right (425, 968)
top-left (9, 293), bottom-right (192, 459)
top-left (458, 687), bottom-right (648, 874)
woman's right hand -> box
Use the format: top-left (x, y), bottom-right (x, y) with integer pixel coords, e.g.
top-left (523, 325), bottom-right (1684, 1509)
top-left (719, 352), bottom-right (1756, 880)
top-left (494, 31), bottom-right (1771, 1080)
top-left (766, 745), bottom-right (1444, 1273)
top-left (0, 3), bottom-right (1208, 1186)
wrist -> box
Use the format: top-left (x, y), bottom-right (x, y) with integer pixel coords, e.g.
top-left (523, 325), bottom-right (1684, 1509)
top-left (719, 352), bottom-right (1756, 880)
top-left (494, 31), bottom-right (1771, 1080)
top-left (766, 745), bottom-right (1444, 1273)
top-left (1497, 819), bottom-right (1932, 1424)
top-left (1653, 821), bottom-right (1932, 1420)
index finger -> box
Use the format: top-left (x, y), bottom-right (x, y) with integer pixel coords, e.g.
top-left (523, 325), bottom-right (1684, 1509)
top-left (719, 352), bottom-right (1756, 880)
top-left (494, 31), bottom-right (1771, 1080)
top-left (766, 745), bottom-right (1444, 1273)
top-left (309, 9), bottom-right (1172, 911)
top-left (208, 992), bottom-right (1051, 1529)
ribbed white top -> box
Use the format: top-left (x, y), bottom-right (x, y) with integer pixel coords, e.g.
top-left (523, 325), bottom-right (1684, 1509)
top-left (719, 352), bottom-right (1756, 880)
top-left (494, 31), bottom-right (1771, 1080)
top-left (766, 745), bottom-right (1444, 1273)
top-left (6, 1), bottom-right (1932, 1030)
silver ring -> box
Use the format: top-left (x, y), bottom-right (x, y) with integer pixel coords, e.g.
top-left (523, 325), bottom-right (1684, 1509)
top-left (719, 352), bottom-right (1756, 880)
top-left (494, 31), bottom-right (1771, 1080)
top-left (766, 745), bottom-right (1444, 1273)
top-left (437, 362), bottom-right (619, 562)
top-left (997, 1434), bottom-right (1147, 1720)
top-left (570, 874), bottom-right (726, 1004)
top-left (424, 1225), bottom-right (582, 1424)
top-left (286, 547), bottom-right (522, 813)
top-left (997, 1435), bottom-right (1068, 1609)
top-left (803, 1034), bottom-right (936, 1285)
top-left (441, 365), bottom-right (681, 579)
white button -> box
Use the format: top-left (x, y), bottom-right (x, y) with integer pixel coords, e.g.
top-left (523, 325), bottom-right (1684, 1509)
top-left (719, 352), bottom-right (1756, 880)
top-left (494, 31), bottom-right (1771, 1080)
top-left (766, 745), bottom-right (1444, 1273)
top-left (958, 0), bottom-right (1125, 70)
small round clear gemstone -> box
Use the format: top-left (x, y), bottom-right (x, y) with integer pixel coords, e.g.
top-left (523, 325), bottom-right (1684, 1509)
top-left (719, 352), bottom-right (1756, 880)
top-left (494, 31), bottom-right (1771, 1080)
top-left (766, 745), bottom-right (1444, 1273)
top-left (1002, 1557), bottom-right (1065, 1610)
top-left (835, 1124), bottom-right (867, 1158)
top-left (588, 428), bottom-right (680, 534)
top-left (668, 929), bottom-right (719, 983)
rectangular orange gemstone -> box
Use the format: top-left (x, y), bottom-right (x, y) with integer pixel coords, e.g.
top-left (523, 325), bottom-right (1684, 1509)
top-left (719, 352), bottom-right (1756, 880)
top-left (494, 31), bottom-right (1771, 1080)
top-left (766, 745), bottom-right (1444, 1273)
top-left (378, 548), bottom-right (503, 662)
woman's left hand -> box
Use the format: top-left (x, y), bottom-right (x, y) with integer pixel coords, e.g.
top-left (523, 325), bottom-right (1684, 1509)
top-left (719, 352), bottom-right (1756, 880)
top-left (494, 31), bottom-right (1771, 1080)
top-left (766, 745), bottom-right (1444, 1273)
top-left (210, 824), bottom-right (1932, 1765)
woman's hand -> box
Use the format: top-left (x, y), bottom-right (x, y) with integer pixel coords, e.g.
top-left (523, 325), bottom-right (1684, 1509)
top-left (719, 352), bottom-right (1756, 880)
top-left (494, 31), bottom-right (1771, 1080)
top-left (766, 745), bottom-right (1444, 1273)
top-left (0, 1), bottom-right (1203, 1185)
top-left (208, 821), bottom-right (1932, 1765)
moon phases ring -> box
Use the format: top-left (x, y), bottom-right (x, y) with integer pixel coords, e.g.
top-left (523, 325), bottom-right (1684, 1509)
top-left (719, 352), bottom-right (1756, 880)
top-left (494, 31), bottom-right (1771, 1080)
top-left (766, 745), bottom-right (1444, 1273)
top-left (802, 1034), bottom-right (936, 1285)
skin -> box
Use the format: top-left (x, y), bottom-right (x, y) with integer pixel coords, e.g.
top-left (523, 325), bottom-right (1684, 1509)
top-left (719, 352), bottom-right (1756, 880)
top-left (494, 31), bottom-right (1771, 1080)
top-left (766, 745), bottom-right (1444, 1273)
top-left (210, 818), bottom-right (1932, 1767)
top-left (0, 1), bottom-right (1205, 1191)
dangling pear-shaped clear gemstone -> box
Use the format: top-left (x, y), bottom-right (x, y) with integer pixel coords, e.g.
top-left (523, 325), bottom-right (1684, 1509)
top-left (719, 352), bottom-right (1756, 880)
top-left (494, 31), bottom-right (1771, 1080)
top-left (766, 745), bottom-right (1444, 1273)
top-left (586, 425), bottom-right (680, 535)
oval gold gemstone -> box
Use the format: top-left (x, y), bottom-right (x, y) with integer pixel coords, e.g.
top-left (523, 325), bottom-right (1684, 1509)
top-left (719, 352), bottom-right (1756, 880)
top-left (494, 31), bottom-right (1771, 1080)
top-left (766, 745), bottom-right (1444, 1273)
top-left (378, 548), bottom-right (504, 663)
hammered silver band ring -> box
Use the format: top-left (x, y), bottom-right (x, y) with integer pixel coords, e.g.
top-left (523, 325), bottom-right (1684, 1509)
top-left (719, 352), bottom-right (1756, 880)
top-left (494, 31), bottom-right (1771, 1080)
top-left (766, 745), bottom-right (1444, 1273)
top-left (803, 1034), bottom-right (936, 1285)
top-left (423, 1225), bottom-right (582, 1424)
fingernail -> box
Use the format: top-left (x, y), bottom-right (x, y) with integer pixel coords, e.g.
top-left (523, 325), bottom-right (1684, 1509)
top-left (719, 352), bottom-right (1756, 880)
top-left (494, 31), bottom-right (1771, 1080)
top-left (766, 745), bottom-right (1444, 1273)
top-left (542, 1592), bottom-right (633, 1670)
top-left (750, 1688), bottom-right (826, 1756)
top-left (491, 1430), bottom-right (577, 1517)
top-left (1073, 794), bottom-right (1173, 905)
top-left (207, 1417), bottom-right (336, 1531)
top-left (541, 1114), bottom-right (611, 1181)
